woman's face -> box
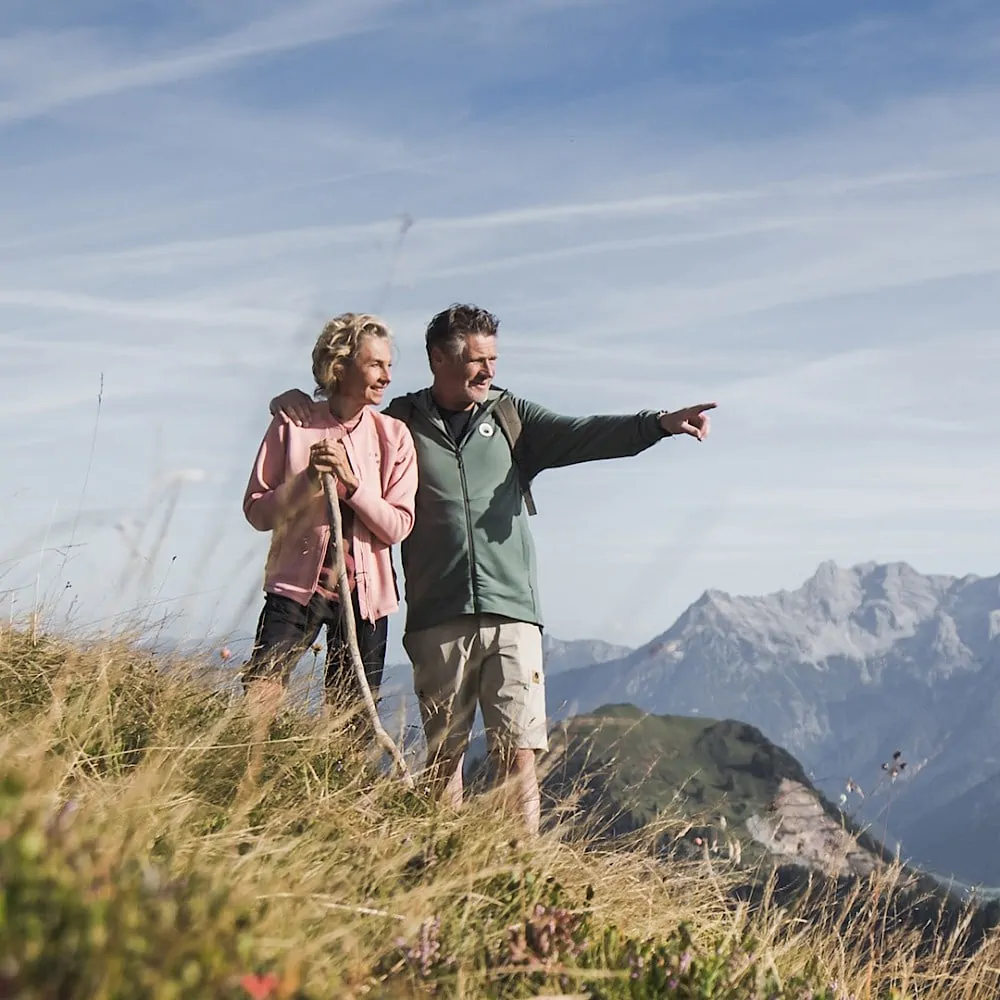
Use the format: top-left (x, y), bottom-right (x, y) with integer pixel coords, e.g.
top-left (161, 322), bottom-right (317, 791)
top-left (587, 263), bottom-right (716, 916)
top-left (339, 334), bottom-right (393, 407)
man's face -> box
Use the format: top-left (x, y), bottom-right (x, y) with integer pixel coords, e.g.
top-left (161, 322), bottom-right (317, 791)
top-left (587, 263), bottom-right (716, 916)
top-left (432, 333), bottom-right (497, 408)
top-left (340, 335), bottom-right (393, 408)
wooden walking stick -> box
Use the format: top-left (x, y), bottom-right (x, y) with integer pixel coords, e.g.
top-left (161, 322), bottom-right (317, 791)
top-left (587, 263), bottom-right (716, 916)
top-left (321, 472), bottom-right (414, 789)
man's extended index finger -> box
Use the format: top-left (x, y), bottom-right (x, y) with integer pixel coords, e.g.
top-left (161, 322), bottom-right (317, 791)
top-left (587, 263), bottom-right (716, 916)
top-left (688, 402), bottom-right (717, 414)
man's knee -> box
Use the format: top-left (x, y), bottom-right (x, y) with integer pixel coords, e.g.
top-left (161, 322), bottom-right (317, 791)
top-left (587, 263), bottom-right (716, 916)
top-left (492, 745), bottom-right (537, 778)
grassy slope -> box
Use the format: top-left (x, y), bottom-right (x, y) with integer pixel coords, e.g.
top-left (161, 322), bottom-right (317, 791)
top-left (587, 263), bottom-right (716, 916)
top-left (1, 625), bottom-right (999, 999)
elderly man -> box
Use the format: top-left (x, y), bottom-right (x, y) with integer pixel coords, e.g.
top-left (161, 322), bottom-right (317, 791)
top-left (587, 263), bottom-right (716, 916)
top-left (271, 303), bottom-right (715, 834)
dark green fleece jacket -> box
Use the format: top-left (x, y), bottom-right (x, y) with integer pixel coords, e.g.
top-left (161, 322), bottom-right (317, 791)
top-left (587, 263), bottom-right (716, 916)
top-left (384, 387), bottom-right (667, 634)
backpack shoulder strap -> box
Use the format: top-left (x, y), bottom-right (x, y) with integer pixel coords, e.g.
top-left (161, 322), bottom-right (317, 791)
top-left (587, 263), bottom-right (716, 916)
top-left (383, 395), bottom-right (415, 423)
top-left (492, 396), bottom-right (537, 516)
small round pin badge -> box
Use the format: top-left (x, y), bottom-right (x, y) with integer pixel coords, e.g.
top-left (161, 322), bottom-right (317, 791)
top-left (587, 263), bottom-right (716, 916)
top-left (478, 422), bottom-right (495, 437)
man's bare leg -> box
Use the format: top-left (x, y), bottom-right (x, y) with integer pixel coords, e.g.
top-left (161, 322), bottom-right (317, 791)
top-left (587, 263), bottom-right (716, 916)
top-left (497, 748), bottom-right (540, 837)
top-left (422, 748), bottom-right (465, 812)
top-left (440, 752), bottom-right (465, 812)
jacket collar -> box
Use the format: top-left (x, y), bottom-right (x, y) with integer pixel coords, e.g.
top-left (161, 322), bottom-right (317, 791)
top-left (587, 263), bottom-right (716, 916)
top-left (307, 399), bottom-right (373, 431)
top-left (406, 386), bottom-right (507, 447)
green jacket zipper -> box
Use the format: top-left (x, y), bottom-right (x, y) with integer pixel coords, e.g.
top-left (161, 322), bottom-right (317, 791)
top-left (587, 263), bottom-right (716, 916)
top-left (412, 399), bottom-right (491, 617)
top-left (455, 448), bottom-right (480, 613)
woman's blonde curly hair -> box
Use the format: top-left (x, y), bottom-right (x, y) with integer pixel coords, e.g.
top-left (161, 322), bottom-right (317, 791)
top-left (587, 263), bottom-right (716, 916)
top-left (311, 312), bottom-right (392, 399)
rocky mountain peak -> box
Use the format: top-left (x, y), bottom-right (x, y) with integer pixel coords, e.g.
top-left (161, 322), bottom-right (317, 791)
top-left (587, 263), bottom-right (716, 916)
top-left (655, 561), bottom-right (975, 668)
top-left (800, 559), bottom-right (863, 608)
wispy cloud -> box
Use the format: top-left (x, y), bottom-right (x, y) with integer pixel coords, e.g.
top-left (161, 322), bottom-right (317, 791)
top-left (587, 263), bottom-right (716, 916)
top-left (0, 1), bottom-right (402, 126)
top-left (1, 0), bottom-right (998, 652)
top-left (0, 287), bottom-right (297, 327)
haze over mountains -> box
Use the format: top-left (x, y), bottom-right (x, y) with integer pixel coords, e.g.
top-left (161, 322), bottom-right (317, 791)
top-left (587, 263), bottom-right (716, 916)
top-left (545, 561), bottom-right (1000, 887)
top-left (541, 634), bottom-right (632, 676)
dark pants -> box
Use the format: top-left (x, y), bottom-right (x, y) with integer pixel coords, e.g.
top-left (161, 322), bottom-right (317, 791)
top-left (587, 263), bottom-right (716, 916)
top-left (243, 590), bottom-right (387, 706)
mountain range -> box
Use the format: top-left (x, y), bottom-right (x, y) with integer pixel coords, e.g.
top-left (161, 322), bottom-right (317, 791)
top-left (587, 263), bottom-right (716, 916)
top-left (545, 560), bottom-right (1000, 887)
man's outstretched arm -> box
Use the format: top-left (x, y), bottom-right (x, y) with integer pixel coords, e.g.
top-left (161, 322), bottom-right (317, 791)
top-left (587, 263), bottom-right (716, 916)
top-left (516, 396), bottom-right (716, 480)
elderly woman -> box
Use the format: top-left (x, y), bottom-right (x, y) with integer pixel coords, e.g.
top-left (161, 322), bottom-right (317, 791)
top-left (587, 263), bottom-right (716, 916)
top-left (241, 313), bottom-right (417, 709)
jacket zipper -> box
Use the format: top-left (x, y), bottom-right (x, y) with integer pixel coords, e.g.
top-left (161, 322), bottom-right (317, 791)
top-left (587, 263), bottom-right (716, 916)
top-left (412, 393), bottom-right (503, 616)
top-left (455, 448), bottom-right (480, 613)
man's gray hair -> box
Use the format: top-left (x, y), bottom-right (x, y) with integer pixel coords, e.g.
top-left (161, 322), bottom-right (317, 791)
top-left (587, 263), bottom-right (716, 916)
top-left (424, 303), bottom-right (498, 363)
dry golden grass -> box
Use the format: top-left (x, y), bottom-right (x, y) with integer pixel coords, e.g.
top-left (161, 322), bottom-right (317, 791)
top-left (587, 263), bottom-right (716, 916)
top-left (1, 621), bottom-right (999, 999)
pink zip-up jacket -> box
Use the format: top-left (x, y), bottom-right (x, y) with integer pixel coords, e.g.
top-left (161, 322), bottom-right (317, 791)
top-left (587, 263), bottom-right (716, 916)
top-left (243, 401), bottom-right (417, 623)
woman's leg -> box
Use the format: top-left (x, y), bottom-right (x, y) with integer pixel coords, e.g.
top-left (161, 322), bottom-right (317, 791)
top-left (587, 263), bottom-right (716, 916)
top-left (324, 590), bottom-right (388, 709)
top-left (243, 594), bottom-right (325, 693)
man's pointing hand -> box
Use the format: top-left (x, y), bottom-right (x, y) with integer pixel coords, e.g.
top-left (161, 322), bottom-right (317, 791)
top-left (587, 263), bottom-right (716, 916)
top-left (658, 402), bottom-right (717, 441)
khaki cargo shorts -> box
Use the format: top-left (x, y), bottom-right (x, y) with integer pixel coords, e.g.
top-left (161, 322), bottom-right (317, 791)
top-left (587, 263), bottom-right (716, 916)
top-left (404, 614), bottom-right (548, 765)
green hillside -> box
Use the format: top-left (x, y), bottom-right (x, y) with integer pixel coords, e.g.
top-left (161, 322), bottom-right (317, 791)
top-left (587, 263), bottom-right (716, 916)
top-left (542, 704), bottom-right (859, 860)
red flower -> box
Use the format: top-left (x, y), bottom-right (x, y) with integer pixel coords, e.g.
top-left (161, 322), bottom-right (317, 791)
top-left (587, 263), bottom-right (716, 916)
top-left (240, 973), bottom-right (280, 1000)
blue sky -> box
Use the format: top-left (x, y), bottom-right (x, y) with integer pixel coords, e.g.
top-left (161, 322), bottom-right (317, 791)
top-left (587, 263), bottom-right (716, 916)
top-left (2, 0), bottom-right (999, 674)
